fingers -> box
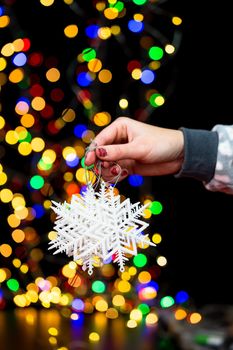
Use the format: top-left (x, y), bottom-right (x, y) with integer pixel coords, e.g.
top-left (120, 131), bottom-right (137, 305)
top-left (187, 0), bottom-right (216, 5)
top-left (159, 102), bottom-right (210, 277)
top-left (100, 162), bottom-right (129, 183)
top-left (94, 117), bottom-right (129, 147)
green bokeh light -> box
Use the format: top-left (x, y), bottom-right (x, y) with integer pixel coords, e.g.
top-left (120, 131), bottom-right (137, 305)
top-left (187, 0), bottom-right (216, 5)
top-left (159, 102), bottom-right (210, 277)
top-left (30, 175), bottom-right (45, 189)
top-left (148, 46), bottom-right (164, 60)
top-left (138, 303), bottom-right (150, 315)
top-left (160, 296), bottom-right (175, 308)
top-left (133, 253), bottom-right (147, 268)
top-left (132, 0), bottom-right (148, 5)
top-left (149, 93), bottom-right (162, 108)
top-left (92, 280), bottom-right (106, 293)
top-left (82, 48), bottom-right (96, 62)
top-left (150, 201), bottom-right (163, 215)
top-left (111, 1), bottom-right (124, 11)
top-left (6, 278), bottom-right (19, 292)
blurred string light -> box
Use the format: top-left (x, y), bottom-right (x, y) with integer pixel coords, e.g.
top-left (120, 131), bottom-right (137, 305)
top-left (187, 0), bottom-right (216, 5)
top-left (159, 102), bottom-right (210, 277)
top-left (0, 0), bottom-right (200, 342)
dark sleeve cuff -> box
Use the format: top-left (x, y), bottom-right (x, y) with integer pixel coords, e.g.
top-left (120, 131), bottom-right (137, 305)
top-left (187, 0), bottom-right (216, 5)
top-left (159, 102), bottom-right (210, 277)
top-left (175, 127), bottom-right (219, 182)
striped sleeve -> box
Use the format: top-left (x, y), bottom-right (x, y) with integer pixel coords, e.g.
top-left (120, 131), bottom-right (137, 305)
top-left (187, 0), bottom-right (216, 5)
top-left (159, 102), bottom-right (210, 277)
top-left (204, 124), bottom-right (233, 194)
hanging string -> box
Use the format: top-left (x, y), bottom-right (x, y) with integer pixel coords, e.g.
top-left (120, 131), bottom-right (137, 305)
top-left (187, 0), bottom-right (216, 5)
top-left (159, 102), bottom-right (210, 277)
top-left (84, 142), bottom-right (123, 189)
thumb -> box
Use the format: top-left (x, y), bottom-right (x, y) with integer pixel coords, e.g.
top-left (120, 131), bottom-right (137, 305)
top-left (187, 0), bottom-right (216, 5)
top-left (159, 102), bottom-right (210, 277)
top-left (96, 143), bottom-right (136, 162)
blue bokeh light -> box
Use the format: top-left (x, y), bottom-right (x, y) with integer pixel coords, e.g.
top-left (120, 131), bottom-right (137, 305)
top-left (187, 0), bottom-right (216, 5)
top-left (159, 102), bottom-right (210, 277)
top-left (128, 174), bottom-right (144, 187)
top-left (128, 20), bottom-right (144, 33)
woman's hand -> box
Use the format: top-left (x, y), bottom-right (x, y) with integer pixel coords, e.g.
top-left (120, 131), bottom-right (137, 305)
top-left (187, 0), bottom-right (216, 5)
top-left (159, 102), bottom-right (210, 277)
top-left (85, 117), bottom-right (184, 182)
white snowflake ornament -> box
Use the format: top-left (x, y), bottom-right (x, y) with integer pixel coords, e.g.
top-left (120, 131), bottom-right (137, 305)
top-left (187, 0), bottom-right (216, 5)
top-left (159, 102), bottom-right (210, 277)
top-left (49, 181), bottom-right (155, 275)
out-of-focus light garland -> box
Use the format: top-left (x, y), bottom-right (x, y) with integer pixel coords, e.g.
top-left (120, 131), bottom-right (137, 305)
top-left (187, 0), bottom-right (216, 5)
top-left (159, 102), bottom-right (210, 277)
top-left (0, 0), bottom-right (201, 345)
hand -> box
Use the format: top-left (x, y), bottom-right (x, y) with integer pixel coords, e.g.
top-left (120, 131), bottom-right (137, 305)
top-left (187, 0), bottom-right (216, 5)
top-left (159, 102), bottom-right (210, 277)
top-left (85, 117), bottom-right (184, 182)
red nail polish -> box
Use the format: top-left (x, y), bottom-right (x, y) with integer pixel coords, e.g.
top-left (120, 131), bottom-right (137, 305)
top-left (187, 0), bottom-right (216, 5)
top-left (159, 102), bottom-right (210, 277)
top-left (97, 148), bottom-right (107, 157)
top-left (121, 169), bottom-right (128, 176)
top-left (111, 166), bottom-right (119, 175)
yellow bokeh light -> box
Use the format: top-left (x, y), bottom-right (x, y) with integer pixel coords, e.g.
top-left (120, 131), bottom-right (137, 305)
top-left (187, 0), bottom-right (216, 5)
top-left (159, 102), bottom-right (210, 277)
top-left (20, 114), bottom-right (35, 128)
top-left (64, 172), bottom-right (73, 182)
top-left (0, 243), bottom-right (12, 257)
top-left (106, 308), bottom-right (118, 319)
top-left (149, 61), bottom-right (161, 70)
top-left (172, 16), bottom-right (182, 25)
top-left (12, 229), bottom-right (25, 243)
top-left (0, 57), bottom-right (7, 71)
top-left (40, 0), bottom-right (55, 6)
top-left (0, 116), bottom-right (5, 129)
top-left (48, 327), bottom-right (59, 336)
top-left (46, 68), bottom-right (60, 82)
top-left (0, 188), bottom-right (13, 203)
top-left (155, 95), bottom-right (165, 106)
top-left (189, 312), bottom-right (202, 324)
top-left (62, 108), bottom-right (76, 122)
top-left (9, 68), bottom-right (24, 83)
top-left (0, 268), bottom-right (7, 283)
top-left (95, 299), bottom-right (108, 312)
top-left (88, 58), bottom-right (102, 73)
top-left (134, 13), bottom-right (143, 21)
top-left (152, 233), bottom-right (162, 244)
top-left (89, 332), bottom-right (100, 342)
top-left (62, 264), bottom-right (76, 278)
top-left (13, 38), bottom-right (24, 52)
top-left (112, 294), bottom-right (125, 307)
top-left (104, 8), bottom-right (118, 20)
top-left (0, 15), bottom-right (10, 28)
top-left (119, 98), bottom-right (128, 109)
top-left (175, 308), bottom-right (187, 320)
top-left (31, 96), bottom-right (46, 111)
top-left (42, 149), bottom-right (56, 164)
top-left (96, 1), bottom-right (106, 11)
top-left (146, 313), bottom-right (158, 326)
top-left (130, 309), bottom-right (142, 322)
top-left (93, 111), bottom-right (111, 127)
top-left (12, 194), bottom-right (26, 209)
top-left (7, 214), bottom-right (21, 228)
top-left (20, 264), bottom-right (29, 274)
top-left (1, 43), bottom-right (14, 57)
top-left (165, 44), bottom-right (175, 54)
top-left (98, 69), bottom-right (112, 83)
top-left (63, 0), bottom-right (74, 4)
top-left (157, 256), bottom-right (167, 267)
top-left (18, 142), bottom-right (32, 156)
top-left (82, 130), bottom-right (95, 144)
top-left (5, 130), bottom-right (19, 145)
top-left (0, 172), bottom-right (7, 185)
top-left (64, 24), bottom-right (78, 38)
top-left (13, 258), bottom-right (21, 268)
top-left (138, 271), bottom-right (151, 284)
top-left (111, 25), bottom-right (121, 35)
top-left (127, 319), bottom-right (137, 328)
top-left (98, 27), bottom-right (111, 40)
top-left (128, 266), bottom-right (137, 276)
top-left (131, 68), bottom-right (142, 80)
top-left (31, 137), bottom-right (45, 152)
top-left (62, 146), bottom-right (76, 160)
top-left (15, 207), bottom-right (28, 220)
top-left (14, 295), bottom-right (28, 308)
top-left (118, 280), bottom-right (131, 293)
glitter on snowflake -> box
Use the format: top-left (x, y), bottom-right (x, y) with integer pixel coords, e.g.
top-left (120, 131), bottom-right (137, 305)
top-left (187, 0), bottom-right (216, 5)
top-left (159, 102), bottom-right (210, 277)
top-left (49, 181), bottom-right (155, 275)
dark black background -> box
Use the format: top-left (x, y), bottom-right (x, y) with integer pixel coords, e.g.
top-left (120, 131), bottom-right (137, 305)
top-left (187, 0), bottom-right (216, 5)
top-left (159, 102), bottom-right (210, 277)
top-left (5, 0), bottom-right (233, 308)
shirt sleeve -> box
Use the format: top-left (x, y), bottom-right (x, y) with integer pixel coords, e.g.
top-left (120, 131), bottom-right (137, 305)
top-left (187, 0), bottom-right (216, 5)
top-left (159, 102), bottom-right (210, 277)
top-left (204, 124), bottom-right (233, 194)
top-left (175, 127), bottom-right (218, 182)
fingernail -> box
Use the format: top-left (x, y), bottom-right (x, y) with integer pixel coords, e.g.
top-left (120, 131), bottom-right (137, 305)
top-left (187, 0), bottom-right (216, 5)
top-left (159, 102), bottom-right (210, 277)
top-left (121, 169), bottom-right (128, 177)
top-left (97, 148), bottom-right (107, 157)
top-left (111, 166), bottom-right (119, 176)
